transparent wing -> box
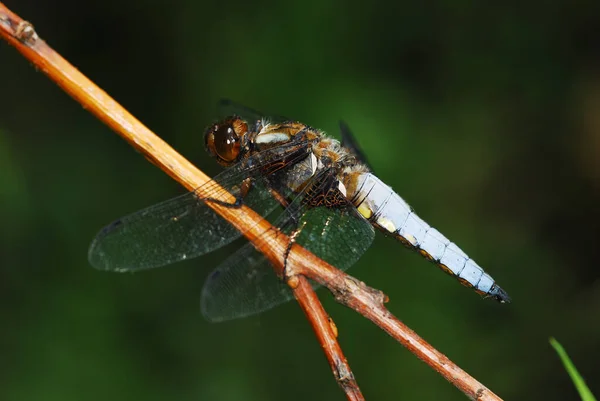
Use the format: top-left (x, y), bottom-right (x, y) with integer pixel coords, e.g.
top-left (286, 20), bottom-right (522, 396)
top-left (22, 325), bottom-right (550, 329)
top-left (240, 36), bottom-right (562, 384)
top-left (339, 120), bottom-right (373, 172)
top-left (218, 99), bottom-right (290, 124)
top-left (88, 143), bottom-right (309, 272)
top-left (200, 171), bottom-right (375, 322)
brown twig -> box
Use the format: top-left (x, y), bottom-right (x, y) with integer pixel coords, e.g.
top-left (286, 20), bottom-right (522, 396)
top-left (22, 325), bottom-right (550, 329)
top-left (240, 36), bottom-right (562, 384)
top-left (0, 4), bottom-right (503, 400)
top-left (291, 277), bottom-right (363, 400)
top-left (0, 5), bottom-right (363, 400)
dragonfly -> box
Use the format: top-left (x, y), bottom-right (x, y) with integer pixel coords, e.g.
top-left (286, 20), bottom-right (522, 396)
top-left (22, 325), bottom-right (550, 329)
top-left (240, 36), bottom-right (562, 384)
top-left (88, 100), bottom-right (510, 322)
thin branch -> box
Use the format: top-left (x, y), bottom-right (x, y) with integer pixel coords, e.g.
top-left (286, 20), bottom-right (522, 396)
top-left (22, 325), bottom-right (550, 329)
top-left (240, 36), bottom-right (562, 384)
top-left (0, 4), bottom-right (503, 401)
top-left (291, 277), bottom-right (363, 401)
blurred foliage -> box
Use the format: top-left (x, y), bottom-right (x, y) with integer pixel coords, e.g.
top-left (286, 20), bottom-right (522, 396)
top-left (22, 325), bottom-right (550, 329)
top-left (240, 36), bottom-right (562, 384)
top-left (550, 338), bottom-right (597, 401)
top-left (1, 0), bottom-right (600, 400)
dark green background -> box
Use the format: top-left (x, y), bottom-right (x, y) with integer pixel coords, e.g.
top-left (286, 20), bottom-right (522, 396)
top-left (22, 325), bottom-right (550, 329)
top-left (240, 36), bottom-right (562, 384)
top-left (1, 1), bottom-right (599, 400)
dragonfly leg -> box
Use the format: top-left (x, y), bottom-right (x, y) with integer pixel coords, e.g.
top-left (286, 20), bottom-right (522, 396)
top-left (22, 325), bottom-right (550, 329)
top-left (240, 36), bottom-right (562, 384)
top-left (268, 186), bottom-right (298, 239)
top-left (282, 221), bottom-right (307, 280)
top-left (269, 187), bottom-right (290, 208)
top-left (202, 178), bottom-right (253, 208)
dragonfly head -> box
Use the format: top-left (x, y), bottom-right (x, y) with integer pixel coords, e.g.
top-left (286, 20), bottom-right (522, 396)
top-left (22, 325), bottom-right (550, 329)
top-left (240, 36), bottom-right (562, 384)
top-left (204, 116), bottom-right (249, 166)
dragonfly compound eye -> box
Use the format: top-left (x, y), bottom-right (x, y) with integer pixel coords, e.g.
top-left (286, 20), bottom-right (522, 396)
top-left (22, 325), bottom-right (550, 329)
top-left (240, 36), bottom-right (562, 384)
top-left (205, 117), bottom-right (247, 165)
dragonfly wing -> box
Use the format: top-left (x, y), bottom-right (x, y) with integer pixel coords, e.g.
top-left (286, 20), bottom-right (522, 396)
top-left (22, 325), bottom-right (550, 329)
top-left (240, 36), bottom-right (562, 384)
top-left (339, 120), bottom-right (373, 172)
top-left (218, 99), bottom-right (290, 124)
top-left (200, 243), bottom-right (285, 322)
top-left (88, 174), bottom-right (277, 272)
top-left (201, 170), bottom-right (375, 322)
top-left (88, 142), bottom-right (310, 272)
top-left (291, 206), bottom-right (375, 271)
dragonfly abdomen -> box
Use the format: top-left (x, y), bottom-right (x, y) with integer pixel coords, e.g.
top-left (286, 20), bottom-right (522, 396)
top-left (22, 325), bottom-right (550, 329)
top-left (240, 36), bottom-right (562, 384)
top-left (349, 173), bottom-right (510, 303)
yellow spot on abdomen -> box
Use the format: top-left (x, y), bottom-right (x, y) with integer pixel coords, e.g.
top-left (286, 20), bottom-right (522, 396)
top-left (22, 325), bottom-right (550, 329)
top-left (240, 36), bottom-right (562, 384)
top-left (357, 203), bottom-right (373, 219)
top-left (403, 233), bottom-right (417, 246)
top-left (377, 216), bottom-right (396, 233)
